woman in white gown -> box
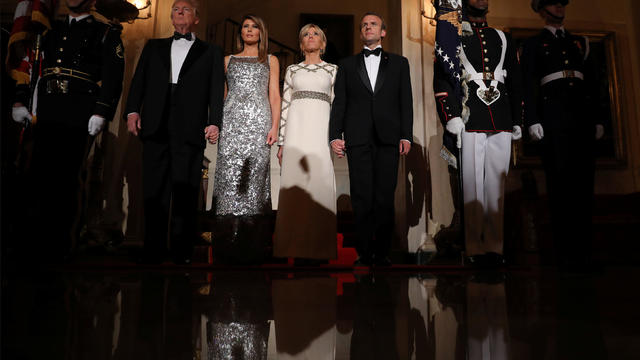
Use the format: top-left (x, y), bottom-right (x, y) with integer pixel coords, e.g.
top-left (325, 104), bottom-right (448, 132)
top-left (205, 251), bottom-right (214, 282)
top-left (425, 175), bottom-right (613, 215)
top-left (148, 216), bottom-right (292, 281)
top-left (274, 24), bottom-right (338, 261)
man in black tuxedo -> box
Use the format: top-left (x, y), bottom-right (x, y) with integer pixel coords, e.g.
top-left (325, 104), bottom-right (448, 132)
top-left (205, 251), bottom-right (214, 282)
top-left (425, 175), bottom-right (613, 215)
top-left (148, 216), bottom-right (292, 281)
top-left (125, 0), bottom-right (224, 264)
top-left (329, 12), bottom-right (413, 266)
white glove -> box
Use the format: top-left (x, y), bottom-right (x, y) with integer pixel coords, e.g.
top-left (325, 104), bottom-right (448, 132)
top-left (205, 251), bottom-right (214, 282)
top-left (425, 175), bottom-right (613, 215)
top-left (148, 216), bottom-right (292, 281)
top-left (511, 125), bottom-right (522, 140)
top-left (12, 106), bottom-right (32, 124)
top-left (528, 123), bottom-right (544, 141)
top-left (595, 124), bottom-right (604, 140)
top-left (446, 117), bottom-right (465, 149)
top-left (88, 115), bottom-right (106, 136)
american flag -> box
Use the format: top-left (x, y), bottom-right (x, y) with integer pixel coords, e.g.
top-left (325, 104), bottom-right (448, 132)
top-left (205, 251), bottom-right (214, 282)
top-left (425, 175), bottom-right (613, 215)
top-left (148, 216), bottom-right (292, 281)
top-left (433, 0), bottom-right (467, 167)
top-left (433, 0), bottom-right (464, 100)
top-left (6, 0), bottom-right (57, 85)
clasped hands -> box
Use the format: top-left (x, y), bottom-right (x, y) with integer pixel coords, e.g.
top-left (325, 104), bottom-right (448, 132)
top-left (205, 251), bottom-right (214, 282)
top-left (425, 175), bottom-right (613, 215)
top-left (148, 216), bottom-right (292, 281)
top-left (330, 139), bottom-right (411, 158)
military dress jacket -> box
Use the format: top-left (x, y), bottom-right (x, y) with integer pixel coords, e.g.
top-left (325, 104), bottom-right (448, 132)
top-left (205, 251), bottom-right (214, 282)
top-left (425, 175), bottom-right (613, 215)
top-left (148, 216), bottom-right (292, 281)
top-left (434, 21), bottom-right (523, 132)
top-left (521, 27), bottom-right (601, 131)
top-left (17, 15), bottom-right (125, 128)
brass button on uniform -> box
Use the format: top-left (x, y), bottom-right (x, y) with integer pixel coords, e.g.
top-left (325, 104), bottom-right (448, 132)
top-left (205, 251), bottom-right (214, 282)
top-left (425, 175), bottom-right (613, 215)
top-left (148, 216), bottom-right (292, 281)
top-left (59, 48), bottom-right (64, 52)
top-left (482, 41), bottom-right (486, 45)
top-left (485, 66), bottom-right (490, 71)
top-left (564, 60), bottom-right (569, 64)
top-left (62, 36), bottom-right (67, 40)
top-left (56, 59), bottom-right (62, 63)
top-left (484, 58), bottom-right (490, 62)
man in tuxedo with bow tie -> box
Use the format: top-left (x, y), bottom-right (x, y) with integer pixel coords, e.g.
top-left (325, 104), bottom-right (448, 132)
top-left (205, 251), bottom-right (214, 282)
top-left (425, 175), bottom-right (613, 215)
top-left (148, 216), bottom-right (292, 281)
top-left (329, 12), bottom-right (413, 266)
top-left (125, 0), bottom-right (225, 264)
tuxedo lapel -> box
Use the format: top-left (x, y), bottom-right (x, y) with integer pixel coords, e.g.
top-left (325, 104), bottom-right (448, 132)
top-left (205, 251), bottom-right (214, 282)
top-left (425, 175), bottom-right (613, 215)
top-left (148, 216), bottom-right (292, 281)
top-left (356, 53), bottom-right (374, 94)
top-left (373, 51), bottom-right (389, 95)
top-left (160, 37), bottom-right (172, 73)
top-left (178, 38), bottom-right (206, 82)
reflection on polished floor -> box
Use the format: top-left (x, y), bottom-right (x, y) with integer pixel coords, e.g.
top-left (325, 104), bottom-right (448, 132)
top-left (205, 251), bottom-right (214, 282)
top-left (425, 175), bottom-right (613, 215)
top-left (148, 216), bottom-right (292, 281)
top-left (2, 264), bottom-right (639, 359)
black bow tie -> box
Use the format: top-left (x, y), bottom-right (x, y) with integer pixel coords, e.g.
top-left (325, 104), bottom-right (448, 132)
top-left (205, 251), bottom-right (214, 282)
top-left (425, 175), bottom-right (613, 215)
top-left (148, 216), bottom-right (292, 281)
top-left (363, 48), bottom-right (382, 57)
top-left (173, 32), bottom-right (192, 41)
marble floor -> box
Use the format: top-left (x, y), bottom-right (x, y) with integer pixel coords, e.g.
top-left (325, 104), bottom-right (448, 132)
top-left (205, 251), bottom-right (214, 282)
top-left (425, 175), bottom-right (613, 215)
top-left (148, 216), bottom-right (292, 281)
top-left (2, 263), bottom-right (639, 359)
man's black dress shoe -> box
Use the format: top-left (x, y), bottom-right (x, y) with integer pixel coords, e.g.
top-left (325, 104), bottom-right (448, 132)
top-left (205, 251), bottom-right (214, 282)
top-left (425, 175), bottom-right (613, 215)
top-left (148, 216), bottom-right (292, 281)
top-left (373, 256), bottom-right (392, 267)
top-left (294, 258), bottom-right (328, 266)
top-left (136, 253), bottom-right (166, 265)
top-left (484, 252), bottom-right (506, 267)
top-left (354, 256), bottom-right (373, 266)
top-left (467, 253), bottom-right (506, 268)
top-left (173, 257), bottom-right (192, 265)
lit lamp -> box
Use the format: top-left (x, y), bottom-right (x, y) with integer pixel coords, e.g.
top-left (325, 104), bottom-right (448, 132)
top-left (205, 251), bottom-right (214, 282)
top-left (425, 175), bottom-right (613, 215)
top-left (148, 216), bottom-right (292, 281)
top-left (421, 0), bottom-right (437, 22)
top-left (95, 0), bottom-right (151, 23)
top-left (129, 0), bottom-right (152, 20)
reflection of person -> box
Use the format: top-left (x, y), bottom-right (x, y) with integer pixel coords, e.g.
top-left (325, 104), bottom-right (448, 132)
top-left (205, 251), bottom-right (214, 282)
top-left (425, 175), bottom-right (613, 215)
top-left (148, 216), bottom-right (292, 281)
top-left (329, 12), bottom-right (413, 266)
top-left (272, 277), bottom-right (337, 359)
top-left (274, 24), bottom-right (338, 263)
top-left (125, 0), bottom-right (225, 264)
top-left (434, 0), bottom-right (523, 267)
top-left (350, 274), bottom-right (399, 359)
top-left (211, 14), bottom-right (280, 264)
top-left (466, 273), bottom-right (510, 360)
top-left (11, 0), bottom-right (124, 260)
top-left (522, 0), bottom-right (603, 270)
top-left (199, 274), bottom-right (271, 359)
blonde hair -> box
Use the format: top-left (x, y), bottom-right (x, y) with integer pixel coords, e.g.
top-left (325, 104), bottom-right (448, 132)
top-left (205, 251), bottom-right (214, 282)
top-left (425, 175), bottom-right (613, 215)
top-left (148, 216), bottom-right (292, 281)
top-left (298, 24), bottom-right (327, 56)
top-left (170, 0), bottom-right (199, 18)
top-left (236, 14), bottom-right (269, 63)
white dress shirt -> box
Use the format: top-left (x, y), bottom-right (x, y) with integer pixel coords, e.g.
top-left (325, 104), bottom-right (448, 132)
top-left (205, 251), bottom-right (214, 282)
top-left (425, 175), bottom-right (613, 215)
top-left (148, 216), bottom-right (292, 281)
top-left (363, 45), bottom-right (382, 90)
top-left (171, 33), bottom-right (195, 84)
top-left (68, 14), bottom-right (91, 24)
top-left (544, 25), bottom-right (566, 38)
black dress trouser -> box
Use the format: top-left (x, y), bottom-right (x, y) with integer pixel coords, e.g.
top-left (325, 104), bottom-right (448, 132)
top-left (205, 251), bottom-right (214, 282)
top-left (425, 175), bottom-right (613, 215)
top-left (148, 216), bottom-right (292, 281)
top-left (346, 139), bottom-right (399, 259)
top-left (142, 107), bottom-right (203, 259)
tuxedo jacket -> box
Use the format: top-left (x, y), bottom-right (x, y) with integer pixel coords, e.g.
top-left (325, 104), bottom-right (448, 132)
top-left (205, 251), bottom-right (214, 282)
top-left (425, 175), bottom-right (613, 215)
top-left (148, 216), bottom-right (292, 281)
top-left (125, 37), bottom-right (224, 147)
top-left (329, 50), bottom-right (413, 146)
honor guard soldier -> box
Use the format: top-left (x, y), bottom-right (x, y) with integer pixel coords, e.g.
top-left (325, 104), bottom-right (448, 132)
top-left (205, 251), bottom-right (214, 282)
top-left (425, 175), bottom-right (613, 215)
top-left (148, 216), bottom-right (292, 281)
top-left (11, 0), bottom-right (124, 261)
top-left (522, 0), bottom-right (603, 270)
top-left (434, 0), bottom-right (523, 267)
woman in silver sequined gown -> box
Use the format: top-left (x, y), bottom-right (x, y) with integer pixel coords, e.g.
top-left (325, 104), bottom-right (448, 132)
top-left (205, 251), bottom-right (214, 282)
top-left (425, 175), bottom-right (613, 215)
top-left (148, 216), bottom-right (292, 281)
top-left (211, 15), bottom-right (280, 265)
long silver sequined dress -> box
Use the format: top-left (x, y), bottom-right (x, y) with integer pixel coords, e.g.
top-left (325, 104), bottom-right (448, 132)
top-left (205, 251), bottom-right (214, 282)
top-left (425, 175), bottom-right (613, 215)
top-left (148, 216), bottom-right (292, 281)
top-left (214, 55), bottom-right (272, 216)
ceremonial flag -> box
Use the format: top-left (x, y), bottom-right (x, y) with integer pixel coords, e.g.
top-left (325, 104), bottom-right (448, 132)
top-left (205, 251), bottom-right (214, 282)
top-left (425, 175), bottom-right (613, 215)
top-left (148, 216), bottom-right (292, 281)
top-left (433, 0), bottom-right (464, 101)
top-left (6, 0), bottom-right (57, 84)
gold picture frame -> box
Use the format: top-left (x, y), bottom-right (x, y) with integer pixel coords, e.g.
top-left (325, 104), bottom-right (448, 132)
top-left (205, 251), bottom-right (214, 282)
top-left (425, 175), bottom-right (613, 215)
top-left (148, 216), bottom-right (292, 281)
top-left (507, 28), bottom-right (626, 168)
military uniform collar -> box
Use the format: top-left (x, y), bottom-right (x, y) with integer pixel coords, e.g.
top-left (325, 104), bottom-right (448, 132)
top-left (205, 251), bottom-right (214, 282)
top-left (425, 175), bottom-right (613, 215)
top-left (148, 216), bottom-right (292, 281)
top-left (544, 25), bottom-right (566, 37)
top-left (470, 20), bottom-right (488, 28)
top-left (68, 14), bottom-right (92, 24)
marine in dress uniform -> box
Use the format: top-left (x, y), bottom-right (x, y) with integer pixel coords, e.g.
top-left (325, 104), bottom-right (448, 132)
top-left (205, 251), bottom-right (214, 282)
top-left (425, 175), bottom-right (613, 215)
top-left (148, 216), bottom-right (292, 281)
top-left (434, 0), bottom-right (523, 267)
top-left (12, 0), bottom-right (124, 260)
top-left (522, 0), bottom-right (603, 269)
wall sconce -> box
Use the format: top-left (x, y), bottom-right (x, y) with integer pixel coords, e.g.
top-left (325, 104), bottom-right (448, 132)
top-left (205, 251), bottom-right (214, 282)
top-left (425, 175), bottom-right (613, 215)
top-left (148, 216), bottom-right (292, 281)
top-left (421, 0), bottom-right (437, 24)
top-left (129, 0), bottom-right (152, 20)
